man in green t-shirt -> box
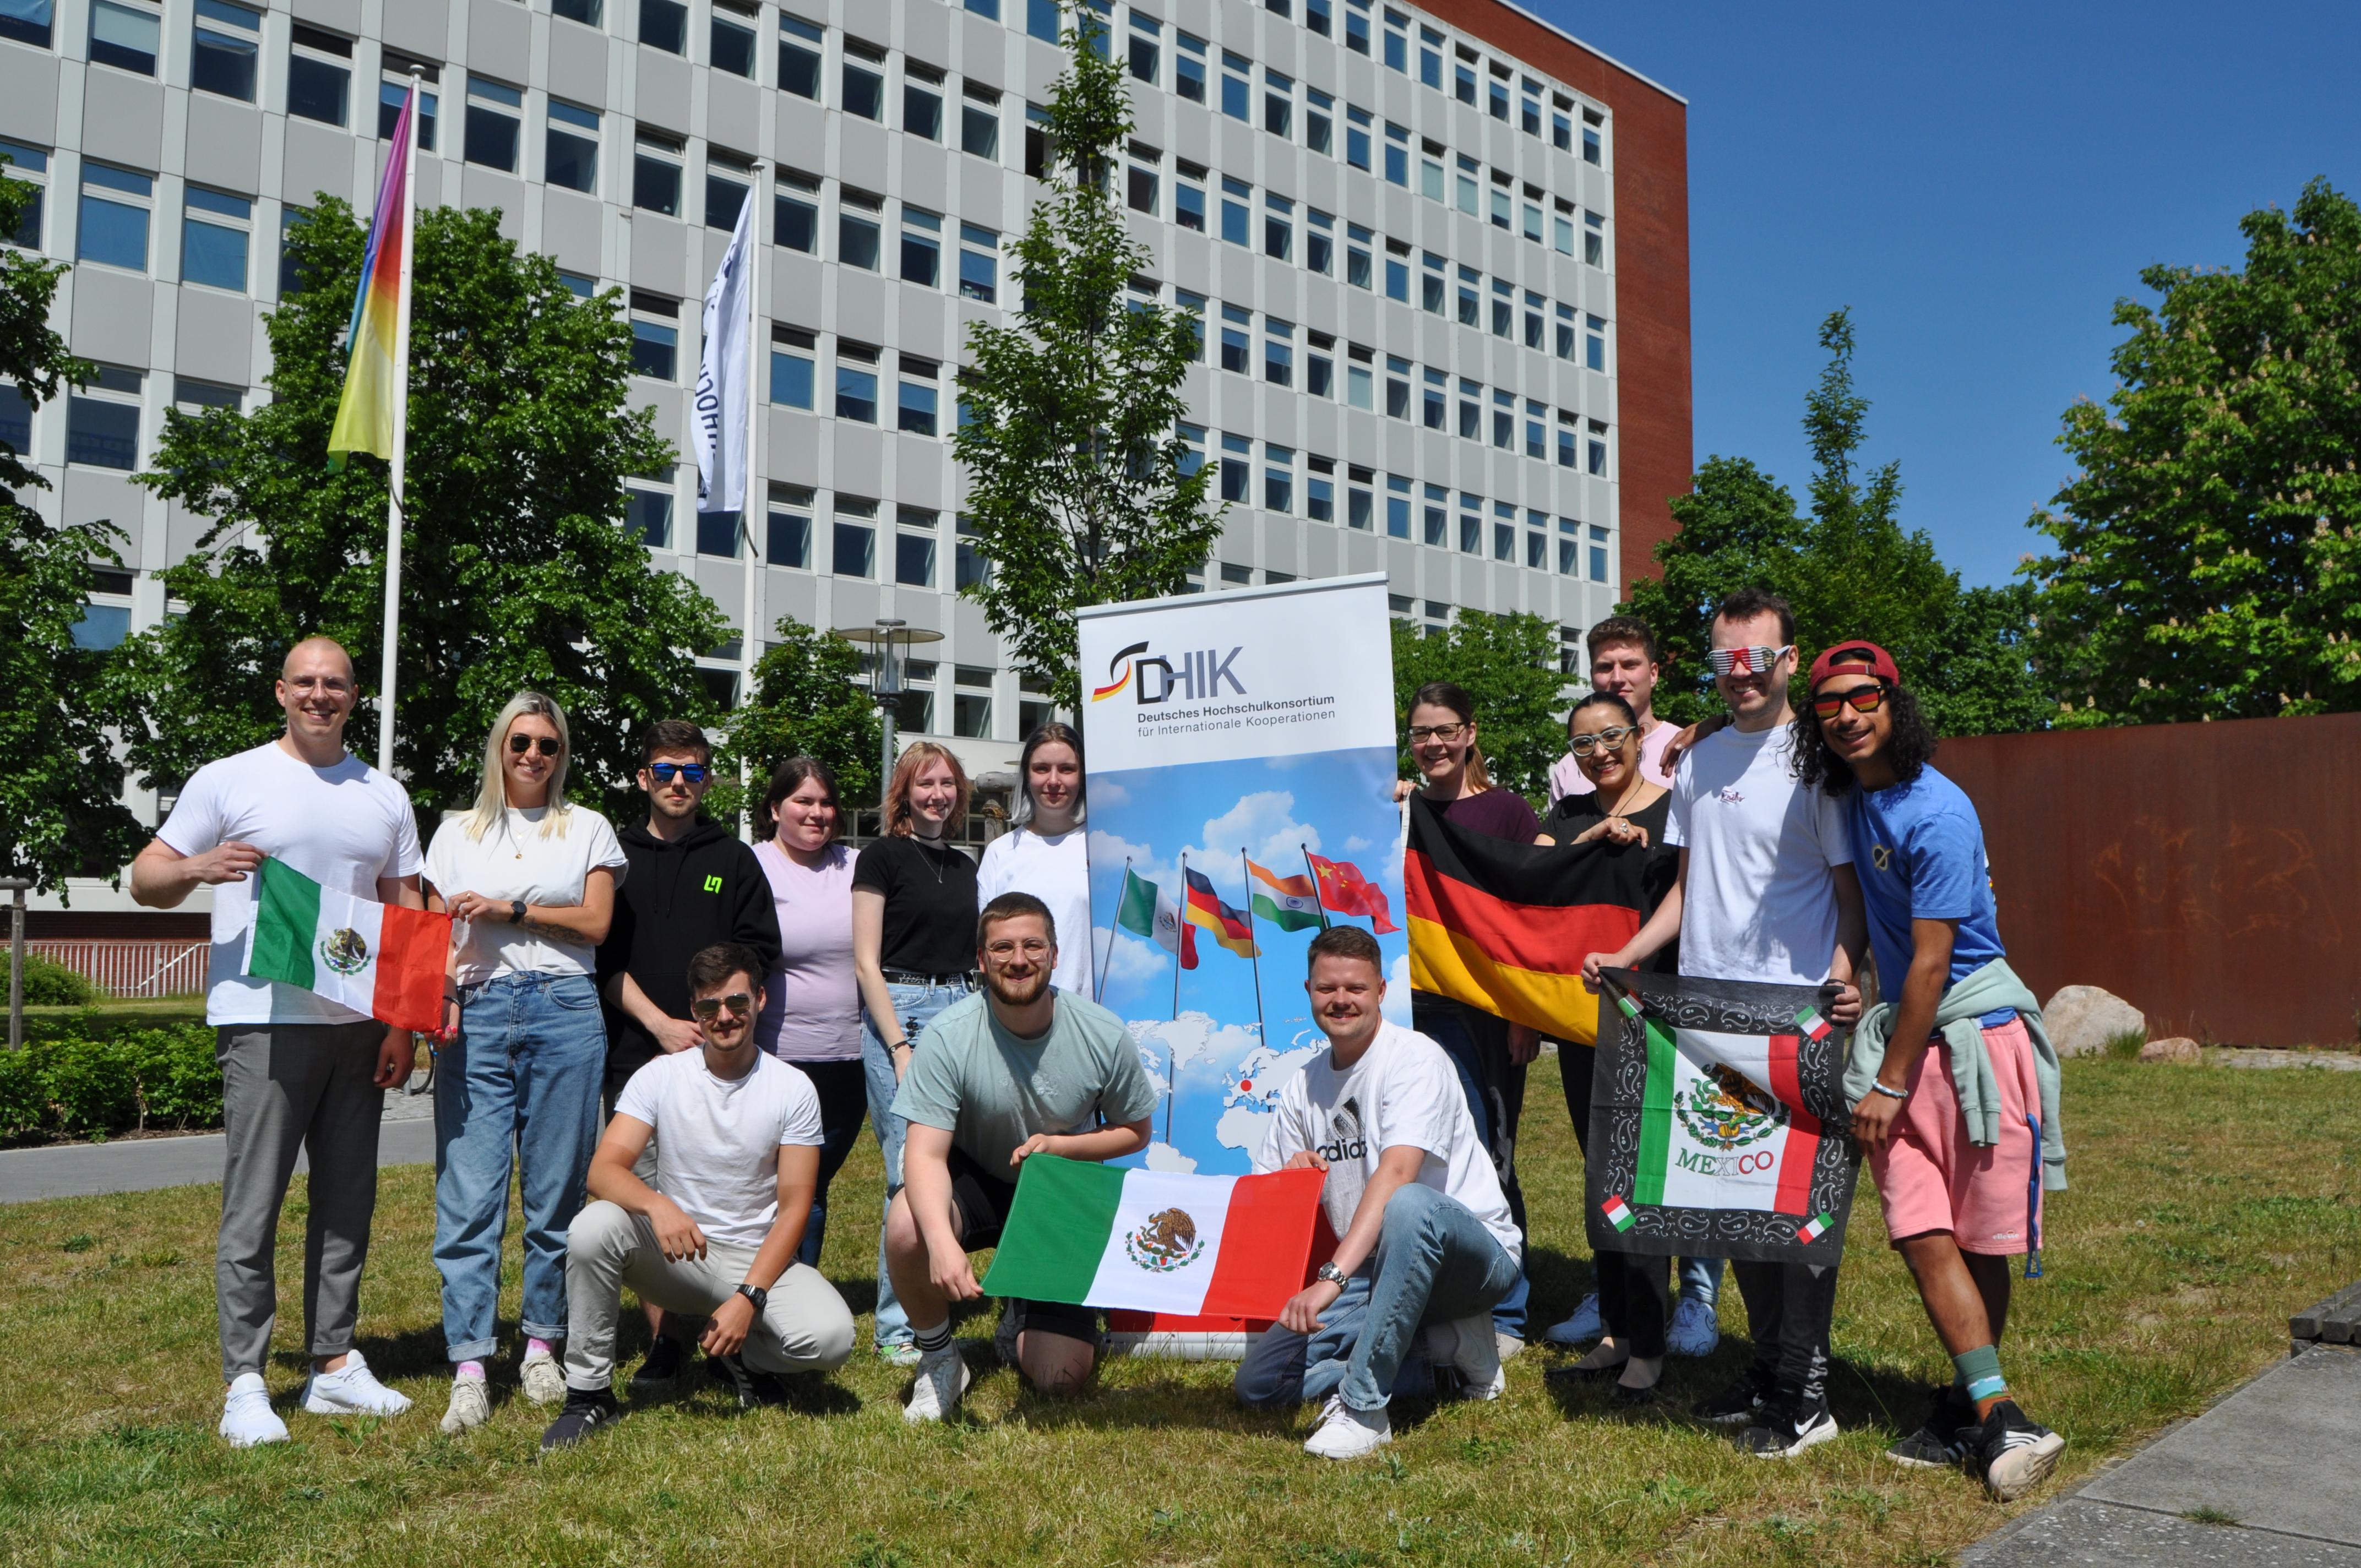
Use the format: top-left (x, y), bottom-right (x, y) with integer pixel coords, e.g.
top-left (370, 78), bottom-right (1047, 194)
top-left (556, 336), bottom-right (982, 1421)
top-left (887, 892), bottom-right (1157, 1422)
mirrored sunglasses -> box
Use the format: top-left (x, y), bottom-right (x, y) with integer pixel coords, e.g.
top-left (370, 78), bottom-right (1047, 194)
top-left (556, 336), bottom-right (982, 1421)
top-left (509, 734), bottom-right (562, 756)
top-left (689, 992), bottom-right (754, 1021)
top-left (1810, 685), bottom-right (1887, 720)
top-left (649, 763), bottom-right (710, 784)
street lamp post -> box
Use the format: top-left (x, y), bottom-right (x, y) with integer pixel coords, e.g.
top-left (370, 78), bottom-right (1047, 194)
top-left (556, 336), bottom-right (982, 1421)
top-left (1, 878), bottom-right (30, 1051)
top-left (830, 619), bottom-right (945, 832)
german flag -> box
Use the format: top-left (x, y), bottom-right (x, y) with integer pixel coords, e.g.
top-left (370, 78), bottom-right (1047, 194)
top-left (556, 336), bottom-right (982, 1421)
top-left (1183, 867), bottom-right (1261, 960)
top-left (1404, 793), bottom-right (1652, 1044)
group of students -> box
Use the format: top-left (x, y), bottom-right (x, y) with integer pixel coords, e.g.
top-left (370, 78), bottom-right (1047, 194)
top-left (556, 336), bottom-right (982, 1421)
top-left (133, 601), bottom-right (2066, 1499)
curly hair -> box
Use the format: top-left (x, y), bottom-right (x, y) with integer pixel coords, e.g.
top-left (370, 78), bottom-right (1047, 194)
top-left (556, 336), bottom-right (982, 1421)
top-left (1793, 678), bottom-right (1939, 797)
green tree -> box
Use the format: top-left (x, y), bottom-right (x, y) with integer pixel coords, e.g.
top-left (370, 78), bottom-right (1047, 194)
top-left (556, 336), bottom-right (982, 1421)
top-left (115, 199), bottom-right (725, 830)
top-left (713, 614), bottom-right (884, 823)
top-left (1391, 612), bottom-right (1567, 807)
top-left (951, 6), bottom-right (1222, 706)
top-left (2026, 177), bottom-right (2361, 726)
top-left (0, 156), bottom-right (146, 895)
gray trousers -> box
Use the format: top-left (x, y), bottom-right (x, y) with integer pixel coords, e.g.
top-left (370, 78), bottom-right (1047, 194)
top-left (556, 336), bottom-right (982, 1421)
top-left (215, 1021), bottom-right (388, 1380)
top-left (563, 1199), bottom-right (856, 1391)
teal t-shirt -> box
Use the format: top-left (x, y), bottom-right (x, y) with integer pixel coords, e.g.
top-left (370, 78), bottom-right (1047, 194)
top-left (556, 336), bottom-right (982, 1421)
top-left (891, 990), bottom-right (1160, 1175)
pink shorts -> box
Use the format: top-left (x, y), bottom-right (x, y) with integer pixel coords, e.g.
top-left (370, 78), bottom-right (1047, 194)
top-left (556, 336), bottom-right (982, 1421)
top-left (1867, 1015), bottom-right (2043, 1256)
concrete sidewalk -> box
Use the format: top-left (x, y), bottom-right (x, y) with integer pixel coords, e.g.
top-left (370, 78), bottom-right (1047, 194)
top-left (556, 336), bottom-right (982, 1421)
top-left (1966, 1343), bottom-right (2361, 1566)
top-left (0, 1091), bottom-right (436, 1205)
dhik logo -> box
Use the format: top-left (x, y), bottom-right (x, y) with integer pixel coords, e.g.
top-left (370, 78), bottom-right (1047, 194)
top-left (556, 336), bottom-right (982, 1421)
top-left (1091, 640), bottom-right (1249, 704)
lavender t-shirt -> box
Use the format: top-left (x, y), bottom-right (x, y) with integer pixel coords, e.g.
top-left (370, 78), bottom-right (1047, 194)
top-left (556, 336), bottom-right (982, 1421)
top-left (753, 839), bottom-right (862, 1062)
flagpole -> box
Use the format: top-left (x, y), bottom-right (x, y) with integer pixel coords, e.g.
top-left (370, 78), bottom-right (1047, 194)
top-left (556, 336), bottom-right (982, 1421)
top-left (1169, 852), bottom-right (1187, 1146)
top-left (1299, 842), bottom-right (1332, 930)
top-left (1239, 848), bottom-right (1266, 1047)
top-left (374, 68), bottom-right (420, 778)
top-left (737, 175), bottom-right (763, 840)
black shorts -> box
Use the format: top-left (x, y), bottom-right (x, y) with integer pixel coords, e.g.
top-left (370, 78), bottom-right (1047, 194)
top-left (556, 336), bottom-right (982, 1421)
top-left (946, 1145), bottom-right (1100, 1345)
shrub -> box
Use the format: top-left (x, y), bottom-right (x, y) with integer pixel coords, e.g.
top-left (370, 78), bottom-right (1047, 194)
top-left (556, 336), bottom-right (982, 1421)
top-left (13, 952), bottom-right (98, 1007)
top-left (0, 1025), bottom-right (222, 1145)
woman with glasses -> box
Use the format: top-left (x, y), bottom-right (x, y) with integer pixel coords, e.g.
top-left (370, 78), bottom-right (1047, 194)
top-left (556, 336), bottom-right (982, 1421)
top-left (851, 741), bottom-right (977, 1365)
top-left (1403, 680), bottom-right (1541, 1354)
top-left (422, 693), bottom-right (628, 1435)
top-left (975, 722), bottom-right (1092, 999)
top-left (750, 756), bottom-right (866, 1275)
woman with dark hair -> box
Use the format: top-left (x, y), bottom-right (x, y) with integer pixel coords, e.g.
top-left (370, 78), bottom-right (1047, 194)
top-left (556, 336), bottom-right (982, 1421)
top-left (851, 741), bottom-right (977, 1364)
top-left (976, 722), bottom-right (1092, 997)
top-left (1403, 680), bottom-right (1541, 1353)
top-left (750, 756), bottom-right (866, 1272)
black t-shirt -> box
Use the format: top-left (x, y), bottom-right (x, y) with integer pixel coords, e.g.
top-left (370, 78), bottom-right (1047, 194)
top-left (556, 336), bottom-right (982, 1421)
top-left (1545, 789), bottom-right (1680, 976)
top-left (853, 835), bottom-right (980, 977)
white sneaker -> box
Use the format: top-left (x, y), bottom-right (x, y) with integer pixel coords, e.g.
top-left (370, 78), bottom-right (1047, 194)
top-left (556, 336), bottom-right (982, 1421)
top-left (1303, 1394), bottom-right (1392, 1460)
top-left (1542, 1293), bottom-right (1603, 1347)
top-left (902, 1347), bottom-right (971, 1424)
top-left (301, 1351), bottom-right (414, 1418)
top-left (439, 1374), bottom-right (490, 1435)
top-left (220, 1373), bottom-right (289, 1447)
top-left (520, 1349), bottom-right (567, 1407)
top-left (1454, 1315), bottom-right (1507, 1400)
top-left (1495, 1331), bottom-right (1525, 1364)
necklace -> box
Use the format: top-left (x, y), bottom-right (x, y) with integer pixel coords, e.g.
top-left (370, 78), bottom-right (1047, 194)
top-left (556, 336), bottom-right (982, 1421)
top-left (911, 831), bottom-right (948, 882)
top-left (1605, 775), bottom-right (1651, 824)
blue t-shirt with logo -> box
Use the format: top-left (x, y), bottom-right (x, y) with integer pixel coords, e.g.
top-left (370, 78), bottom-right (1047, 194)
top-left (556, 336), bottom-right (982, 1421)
top-left (1845, 766), bottom-right (2014, 1025)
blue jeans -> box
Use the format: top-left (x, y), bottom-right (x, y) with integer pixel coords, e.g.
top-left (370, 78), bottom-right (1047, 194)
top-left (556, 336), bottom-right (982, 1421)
top-left (1236, 1275), bottom-right (1441, 1409)
top-left (434, 971), bottom-right (607, 1361)
top-left (1680, 1254), bottom-right (1725, 1307)
top-left (786, 1057), bottom-right (868, 1268)
top-left (860, 979), bottom-right (967, 1349)
top-left (1415, 997), bottom-right (1530, 1340)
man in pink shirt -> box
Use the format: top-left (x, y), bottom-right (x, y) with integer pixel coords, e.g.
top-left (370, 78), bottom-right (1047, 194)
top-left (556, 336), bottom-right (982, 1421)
top-left (1548, 617), bottom-right (1678, 802)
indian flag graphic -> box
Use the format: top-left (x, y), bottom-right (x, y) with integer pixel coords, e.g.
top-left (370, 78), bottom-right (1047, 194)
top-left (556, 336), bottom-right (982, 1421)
top-left (1245, 856), bottom-right (1325, 932)
top-left (1633, 1019), bottom-right (1824, 1218)
top-left (243, 858), bottom-right (451, 1032)
top-left (980, 1156), bottom-right (1323, 1317)
top-left (1601, 1194), bottom-right (1636, 1233)
top-left (1796, 1212), bottom-right (1835, 1245)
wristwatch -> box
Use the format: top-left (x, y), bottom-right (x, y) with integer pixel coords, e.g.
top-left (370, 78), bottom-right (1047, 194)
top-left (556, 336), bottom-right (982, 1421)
top-left (1316, 1261), bottom-right (1347, 1286)
top-left (508, 899), bottom-right (527, 925)
top-left (735, 1282), bottom-right (769, 1314)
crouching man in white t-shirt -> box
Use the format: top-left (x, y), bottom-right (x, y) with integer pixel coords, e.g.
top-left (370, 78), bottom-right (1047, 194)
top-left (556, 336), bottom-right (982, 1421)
top-left (541, 943), bottom-right (856, 1449)
top-left (1236, 927), bottom-right (1524, 1460)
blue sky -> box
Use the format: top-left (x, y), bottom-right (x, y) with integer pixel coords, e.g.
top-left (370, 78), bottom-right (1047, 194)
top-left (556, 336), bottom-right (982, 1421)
top-left (1526, 1), bottom-right (2361, 586)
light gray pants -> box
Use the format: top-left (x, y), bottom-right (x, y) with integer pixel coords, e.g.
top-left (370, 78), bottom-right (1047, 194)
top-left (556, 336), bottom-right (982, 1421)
top-left (215, 1021), bottom-right (388, 1380)
top-left (563, 1199), bottom-right (856, 1391)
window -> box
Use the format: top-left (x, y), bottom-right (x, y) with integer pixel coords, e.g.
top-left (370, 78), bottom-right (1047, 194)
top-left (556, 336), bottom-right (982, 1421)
top-left (1173, 164), bottom-right (1205, 231)
top-left (1454, 155), bottom-right (1478, 216)
top-left (1488, 75), bottom-right (1509, 122)
top-left (1492, 389), bottom-right (1513, 449)
top-left (1220, 52), bottom-right (1250, 122)
top-left (839, 189), bottom-right (883, 269)
top-left (1490, 178), bottom-right (1512, 231)
top-left (961, 88), bottom-right (1001, 160)
top-left (1218, 304), bottom-right (1249, 374)
top-left (66, 364), bottom-right (140, 470)
top-left (1553, 198), bottom-right (1575, 255)
top-left (1490, 277), bottom-right (1511, 337)
top-left (1419, 25), bottom-right (1442, 88)
top-left (842, 43), bottom-right (885, 121)
top-left (625, 486), bottom-right (673, 547)
top-left (287, 25), bottom-right (352, 126)
top-left (1555, 302), bottom-right (1576, 360)
top-left (1558, 517), bottom-right (1579, 577)
top-left (1527, 515), bottom-right (1548, 571)
top-left (1456, 266), bottom-right (1479, 327)
top-left (546, 102), bottom-right (600, 194)
top-left (1219, 562), bottom-right (1253, 586)
top-left (1458, 494), bottom-right (1481, 554)
top-left (1524, 399), bottom-right (1545, 459)
top-left (1586, 314), bottom-right (1608, 373)
top-left (1382, 10), bottom-right (1406, 72)
top-left (1218, 433), bottom-right (1250, 503)
top-left (1421, 367), bottom-right (1445, 429)
top-left (1175, 291), bottom-right (1205, 360)
top-left (1220, 177), bottom-right (1250, 247)
top-left (1522, 86), bottom-right (1542, 137)
top-left (1336, 223), bottom-right (1368, 290)
top-left (958, 223), bottom-right (997, 302)
top-left (553, 0), bottom-right (602, 23)
top-left (1385, 474), bottom-right (1410, 537)
top-left (466, 76), bottom-right (523, 172)
top-left (836, 345), bottom-right (880, 422)
top-left (954, 683), bottom-right (992, 741)
top-left (1494, 502), bottom-right (1516, 561)
top-left (905, 67), bottom-right (943, 140)
top-left (956, 513), bottom-right (992, 590)
top-left (1524, 290), bottom-right (1544, 350)
top-left (1345, 0), bottom-right (1370, 56)
top-left (1263, 192), bottom-right (1291, 261)
top-left (77, 164), bottom-right (150, 272)
top-left (1553, 96), bottom-right (1573, 151)
top-left (775, 169), bottom-right (819, 250)
top-left (634, 134), bottom-right (684, 215)
top-left (1175, 32), bottom-right (1206, 102)
top-left (1557, 411), bottom-right (1576, 469)
top-left (1384, 355), bottom-right (1410, 418)
top-left (1024, 103), bottom-right (1052, 179)
top-left (1384, 123), bottom-right (1409, 187)
top-left (1584, 111), bottom-right (1604, 166)
top-left (629, 292), bottom-right (679, 379)
top-left (1128, 13), bottom-right (1158, 83)
top-left (0, 141), bottom-right (45, 249)
top-left (1454, 57), bottom-right (1475, 105)
top-left (768, 486), bottom-right (814, 568)
top-left (1263, 70), bottom-right (1292, 138)
top-left (1345, 106), bottom-right (1372, 171)
top-left (705, 155), bottom-right (753, 228)
top-left (192, 1), bottom-right (260, 100)
top-left (1419, 148), bottom-right (1442, 202)
top-left (278, 205), bottom-right (310, 295)
top-left (898, 359), bottom-right (938, 435)
top-left (1264, 445), bottom-right (1293, 513)
top-left (1345, 345), bottom-right (1373, 409)
top-left (1457, 379), bottom-right (1479, 439)
top-left (379, 69), bottom-right (440, 150)
top-left (1305, 88), bottom-right (1332, 155)
top-left (1305, 0), bottom-right (1332, 36)
top-left (1421, 251), bottom-right (1444, 314)
top-left (1297, 208), bottom-right (1332, 276)
top-left (697, 504), bottom-right (741, 559)
top-left (1524, 198), bottom-right (1543, 244)
top-left (711, 3), bottom-right (757, 77)
top-left (0, 0), bottom-right (51, 47)
top-left (896, 508), bottom-right (938, 585)
top-left (1307, 456), bottom-right (1335, 521)
top-left (770, 325), bottom-right (815, 408)
top-left (638, 0), bottom-right (689, 52)
top-left (1026, 0), bottom-right (1058, 43)
top-left (900, 206), bottom-right (940, 285)
top-left (1585, 210), bottom-right (1605, 268)
top-left (1127, 155), bottom-right (1157, 216)
top-left (1422, 483), bottom-right (1446, 546)
top-left (833, 498), bottom-right (877, 577)
top-left (1590, 523), bottom-right (1610, 582)
top-left (90, 0), bottom-right (159, 75)
top-left (1306, 331), bottom-right (1334, 398)
top-left (1263, 317), bottom-right (1292, 388)
top-left (556, 270), bottom-right (595, 300)
top-left (182, 187), bottom-right (249, 291)
top-left (780, 14), bottom-right (823, 100)
top-left (1347, 466), bottom-right (1373, 530)
top-left (1176, 422), bottom-right (1206, 481)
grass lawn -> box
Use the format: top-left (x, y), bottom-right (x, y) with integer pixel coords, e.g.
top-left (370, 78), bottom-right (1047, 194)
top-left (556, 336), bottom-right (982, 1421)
top-left (1, 1054), bottom-right (2354, 1567)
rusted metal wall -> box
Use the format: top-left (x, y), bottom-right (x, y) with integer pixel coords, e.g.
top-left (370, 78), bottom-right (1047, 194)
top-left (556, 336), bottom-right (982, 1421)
top-left (1938, 712), bottom-right (2361, 1048)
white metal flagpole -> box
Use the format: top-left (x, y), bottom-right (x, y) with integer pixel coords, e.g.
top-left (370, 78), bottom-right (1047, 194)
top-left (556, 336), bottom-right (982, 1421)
top-left (738, 172), bottom-right (763, 839)
top-left (376, 68), bottom-right (421, 778)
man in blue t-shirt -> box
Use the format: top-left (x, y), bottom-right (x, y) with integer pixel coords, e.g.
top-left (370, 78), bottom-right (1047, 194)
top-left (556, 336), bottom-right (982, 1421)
top-left (1799, 640), bottom-right (2067, 1504)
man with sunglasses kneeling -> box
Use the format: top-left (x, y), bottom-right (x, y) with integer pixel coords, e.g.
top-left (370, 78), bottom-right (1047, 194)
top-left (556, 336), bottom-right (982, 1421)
top-left (544, 944), bottom-right (855, 1449)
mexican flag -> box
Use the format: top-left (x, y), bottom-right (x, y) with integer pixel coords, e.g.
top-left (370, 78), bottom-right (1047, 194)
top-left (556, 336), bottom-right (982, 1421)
top-left (981, 1155), bottom-right (1324, 1317)
top-left (1245, 856), bottom-right (1325, 932)
top-left (243, 857), bottom-right (451, 1032)
top-left (1114, 865), bottom-right (1195, 969)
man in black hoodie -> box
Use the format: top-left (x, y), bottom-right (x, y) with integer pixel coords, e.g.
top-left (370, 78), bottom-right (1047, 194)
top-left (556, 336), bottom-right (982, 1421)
top-left (598, 719), bottom-right (784, 1385)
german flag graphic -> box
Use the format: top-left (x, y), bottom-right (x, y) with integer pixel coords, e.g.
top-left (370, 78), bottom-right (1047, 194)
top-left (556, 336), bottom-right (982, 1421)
top-left (1403, 793), bottom-right (1651, 1044)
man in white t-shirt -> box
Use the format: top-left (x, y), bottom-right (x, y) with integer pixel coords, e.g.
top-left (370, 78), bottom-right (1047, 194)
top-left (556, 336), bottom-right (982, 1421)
top-left (1584, 588), bottom-right (1867, 1460)
top-left (1547, 617), bottom-right (1679, 803)
top-left (542, 943), bottom-right (856, 1449)
top-left (1234, 926), bottom-right (1524, 1460)
top-left (131, 637), bottom-right (426, 1448)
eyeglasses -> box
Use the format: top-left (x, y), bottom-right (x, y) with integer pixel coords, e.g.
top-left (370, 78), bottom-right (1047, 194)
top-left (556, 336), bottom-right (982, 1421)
top-left (648, 763), bottom-right (710, 785)
top-left (689, 992), bottom-right (754, 1021)
top-left (984, 938), bottom-right (1053, 960)
top-left (1707, 645), bottom-right (1794, 677)
top-left (1810, 685), bottom-right (1887, 720)
top-left (1406, 722), bottom-right (1468, 743)
top-left (509, 734), bottom-right (563, 757)
top-left (1567, 725), bottom-right (1635, 756)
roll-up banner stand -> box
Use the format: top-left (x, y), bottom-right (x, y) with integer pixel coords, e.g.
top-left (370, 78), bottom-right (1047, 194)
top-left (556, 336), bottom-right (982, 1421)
top-left (1077, 574), bottom-right (1410, 1357)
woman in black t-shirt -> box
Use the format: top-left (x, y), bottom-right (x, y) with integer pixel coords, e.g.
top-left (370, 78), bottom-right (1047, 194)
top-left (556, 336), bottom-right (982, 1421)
top-left (851, 741), bottom-right (977, 1363)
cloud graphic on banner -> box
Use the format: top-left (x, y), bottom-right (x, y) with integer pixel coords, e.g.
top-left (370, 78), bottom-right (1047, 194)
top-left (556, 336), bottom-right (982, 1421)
top-left (1092, 780), bottom-right (1130, 808)
top-left (1383, 953), bottom-right (1412, 1024)
top-left (1199, 791), bottom-right (1323, 870)
top-left (1101, 930), bottom-right (1170, 987)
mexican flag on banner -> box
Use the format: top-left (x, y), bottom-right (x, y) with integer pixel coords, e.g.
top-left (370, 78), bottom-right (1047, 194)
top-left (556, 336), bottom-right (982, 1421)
top-left (1114, 865), bottom-right (1195, 969)
top-left (1585, 968), bottom-right (1862, 1264)
top-left (981, 1155), bottom-right (1324, 1317)
top-left (243, 857), bottom-right (451, 1032)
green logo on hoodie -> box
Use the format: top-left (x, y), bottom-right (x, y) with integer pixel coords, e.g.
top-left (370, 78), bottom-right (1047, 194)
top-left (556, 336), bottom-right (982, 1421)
top-left (703, 874), bottom-right (723, 894)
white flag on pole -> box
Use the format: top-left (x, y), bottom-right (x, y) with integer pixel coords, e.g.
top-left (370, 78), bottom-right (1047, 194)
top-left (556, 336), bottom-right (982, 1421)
top-left (693, 188), bottom-right (754, 515)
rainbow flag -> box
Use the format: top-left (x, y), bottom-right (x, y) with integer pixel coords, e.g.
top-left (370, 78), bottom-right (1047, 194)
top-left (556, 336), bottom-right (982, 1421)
top-left (328, 81), bottom-right (416, 469)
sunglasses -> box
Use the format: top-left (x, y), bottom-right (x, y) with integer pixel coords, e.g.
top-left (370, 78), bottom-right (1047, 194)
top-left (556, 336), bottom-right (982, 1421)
top-left (648, 763), bottom-right (710, 785)
top-left (1708, 645), bottom-right (1794, 677)
top-left (1406, 722), bottom-right (1469, 743)
top-left (1811, 685), bottom-right (1888, 720)
top-left (1567, 725), bottom-right (1635, 756)
top-left (508, 734), bottom-right (563, 757)
top-left (689, 991), bottom-right (754, 1021)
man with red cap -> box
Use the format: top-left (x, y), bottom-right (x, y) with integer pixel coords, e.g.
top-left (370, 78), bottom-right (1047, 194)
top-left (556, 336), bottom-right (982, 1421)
top-left (1794, 640), bottom-right (2069, 1502)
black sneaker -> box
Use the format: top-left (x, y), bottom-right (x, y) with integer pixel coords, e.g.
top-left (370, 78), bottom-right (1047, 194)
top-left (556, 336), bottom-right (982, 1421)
top-left (709, 1353), bottom-right (791, 1411)
top-left (629, 1334), bottom-right (691, 1392)
top-left (1885, 1385), bottom-right (1976, 1470)
top-left (1966, 1399), bottom-right (2065, 1501)
top-left (1691, 1365), bottom-right (1771, 1427)
top-left (539, 1387), bottom-right (621, 1452)
top-left (1738, 1401), bottom-right (1840, 1459)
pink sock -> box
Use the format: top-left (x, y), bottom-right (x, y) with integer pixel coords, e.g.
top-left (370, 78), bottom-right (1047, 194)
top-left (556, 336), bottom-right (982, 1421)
top-left (456, 1360), bottom-right (486, 1381)
top-left (527, 1338), bottom-right (556, 1359)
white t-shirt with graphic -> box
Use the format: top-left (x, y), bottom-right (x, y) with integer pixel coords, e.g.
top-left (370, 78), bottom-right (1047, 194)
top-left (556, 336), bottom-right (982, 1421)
top-left (613, 1048), bottom-right (824, 1251)
top-left (1253, 1020), bottom-right (1520, 1263)
top-left (424, 804), bottom-right (629, 983)
top-left (1663, 723), bottom-right (1853, 987)
top-left (975, 825), bottom-right (1093, 997)
top-left (157, 740), bottom-right (422, 1026)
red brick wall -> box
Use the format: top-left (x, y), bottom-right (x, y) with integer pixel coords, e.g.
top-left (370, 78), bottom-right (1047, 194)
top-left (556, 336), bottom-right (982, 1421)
top-left (1414, 0), bottom-right (1694, 587)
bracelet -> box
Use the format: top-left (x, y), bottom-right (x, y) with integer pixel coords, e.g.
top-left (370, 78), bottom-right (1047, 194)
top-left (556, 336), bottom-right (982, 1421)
top-left (1869, 1081), bottom-right (1910, 1101)
top-left (890, 1040), bottom-right (912, 1053)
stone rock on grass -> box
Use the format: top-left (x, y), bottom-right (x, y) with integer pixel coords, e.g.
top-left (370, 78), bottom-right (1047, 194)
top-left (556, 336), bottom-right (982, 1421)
top-left (2044, 986), bottom-right (2147, 1057)
top-left (2139, 1036), bottom-right (2201, 1064)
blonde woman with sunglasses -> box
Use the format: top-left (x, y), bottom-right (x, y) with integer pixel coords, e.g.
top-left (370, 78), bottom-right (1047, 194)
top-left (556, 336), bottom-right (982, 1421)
top-left (421, 693), bottom-right (628, 1435)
